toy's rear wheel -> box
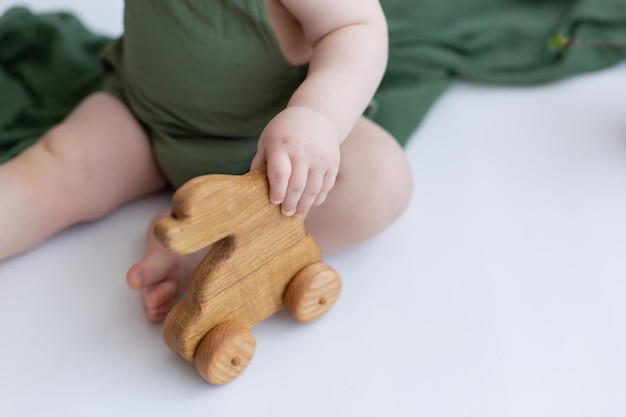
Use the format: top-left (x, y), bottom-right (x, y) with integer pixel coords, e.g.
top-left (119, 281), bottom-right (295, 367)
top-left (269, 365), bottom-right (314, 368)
top-left (194, 321), bottom-right (256, 384)
top-left (284, 263), bottom-right (342, 322)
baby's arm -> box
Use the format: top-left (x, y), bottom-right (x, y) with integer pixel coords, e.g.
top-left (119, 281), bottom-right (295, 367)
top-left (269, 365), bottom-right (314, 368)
top-left (251, 0), bottom-right (388, 217)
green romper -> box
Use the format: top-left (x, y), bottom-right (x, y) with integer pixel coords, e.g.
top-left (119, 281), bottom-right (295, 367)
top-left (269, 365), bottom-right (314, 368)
top-left (101, 0), bottom-right (307, 187)
top-left (2, 2), bottom-right (626, 166)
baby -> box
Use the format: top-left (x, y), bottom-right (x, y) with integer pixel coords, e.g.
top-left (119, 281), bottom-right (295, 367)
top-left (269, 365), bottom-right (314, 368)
top-left (0, 0), bottom-right (412, 321)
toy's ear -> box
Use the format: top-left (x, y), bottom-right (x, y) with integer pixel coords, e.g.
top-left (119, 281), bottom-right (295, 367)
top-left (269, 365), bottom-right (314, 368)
top-left (170, 175), bottom-right (234, 220)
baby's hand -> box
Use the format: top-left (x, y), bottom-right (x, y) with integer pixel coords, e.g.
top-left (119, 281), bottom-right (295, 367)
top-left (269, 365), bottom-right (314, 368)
top-left (251, 106), bottom-right (341, 217)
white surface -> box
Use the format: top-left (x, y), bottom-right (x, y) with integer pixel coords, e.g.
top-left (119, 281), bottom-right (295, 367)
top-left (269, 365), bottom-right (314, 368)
top-left (1, 1), bottom-right (626, 416)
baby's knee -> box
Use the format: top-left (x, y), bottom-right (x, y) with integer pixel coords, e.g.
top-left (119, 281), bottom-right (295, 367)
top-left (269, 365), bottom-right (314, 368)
top-left (391, 159), bottom-right (413, 217)
top-left (375, 151), bottom-right (413, 224)
top-left (342, 125), bottom-right (413, 229)
top-left (39, 126), bottom-right (90, 181)
top-left (36, 126), bottom-right (107, 220)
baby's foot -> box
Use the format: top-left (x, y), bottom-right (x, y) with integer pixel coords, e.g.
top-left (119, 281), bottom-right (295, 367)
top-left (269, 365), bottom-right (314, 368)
top-left (127, 210), bottom-right (209, 322)
top-left (126, 244), bottom-right (188, 322)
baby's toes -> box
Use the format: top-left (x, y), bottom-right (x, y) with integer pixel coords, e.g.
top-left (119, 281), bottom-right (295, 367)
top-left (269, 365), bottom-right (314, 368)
top-left (143, 281), bottom-right (179, 322)
top-left (127, 249), bottom-right (178, 290)
top-left (145, 303), bottom-right (175, 323)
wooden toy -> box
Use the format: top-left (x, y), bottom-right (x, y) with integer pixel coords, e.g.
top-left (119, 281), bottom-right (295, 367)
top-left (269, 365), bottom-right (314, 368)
top-left (155, 166), bottom-right (342, 384)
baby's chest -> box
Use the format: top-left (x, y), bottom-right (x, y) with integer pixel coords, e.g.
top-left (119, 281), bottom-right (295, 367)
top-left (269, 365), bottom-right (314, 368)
top-left (123, 1), bottom-right (298, 90)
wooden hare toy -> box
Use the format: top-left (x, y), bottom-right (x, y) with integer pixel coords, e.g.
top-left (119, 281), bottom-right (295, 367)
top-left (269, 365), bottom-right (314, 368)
top-left (155, 166), bottom-right (342, 384)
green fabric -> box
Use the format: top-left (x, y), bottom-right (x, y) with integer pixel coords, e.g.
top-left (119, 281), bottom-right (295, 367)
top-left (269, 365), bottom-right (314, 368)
top-left (1, 0), bottom-right (625, 170)
top-left (100, 0), bottom-right (306, 186)
top-left (375, 0), bottom-right (626, 144)
top-left (0, 7), bottom-right (110, 162)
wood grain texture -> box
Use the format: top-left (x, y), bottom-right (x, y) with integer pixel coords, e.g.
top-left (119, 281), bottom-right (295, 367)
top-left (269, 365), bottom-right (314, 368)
top-left (194, 321), bottom-right (256, 385)
top-left (284, 263), bottom-right (342, 322)
top-left (158, 167), bottom-right (339, 368)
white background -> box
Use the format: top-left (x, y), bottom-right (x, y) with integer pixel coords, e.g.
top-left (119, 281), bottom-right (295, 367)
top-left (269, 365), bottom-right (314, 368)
top-left (1, 1), bottom-right (626, 416)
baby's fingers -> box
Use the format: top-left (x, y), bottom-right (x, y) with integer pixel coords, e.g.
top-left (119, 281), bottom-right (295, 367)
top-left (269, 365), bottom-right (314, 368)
top-left (266, 152), bottom-right (292, 205)
top-left (250, 151), bottom-right (266, 171)
top-left (293, 170), bottom-right (325, 217)
top-left (311, 169), bottom-right (338, 208)
top-left (280, 165), bottom-right (309, 216)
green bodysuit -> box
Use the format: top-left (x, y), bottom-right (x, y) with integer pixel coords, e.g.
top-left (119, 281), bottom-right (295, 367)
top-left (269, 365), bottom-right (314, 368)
top-left (2, 2), bottom-right (626, 171)
top-left (102, 0), bottom-right (307, 186)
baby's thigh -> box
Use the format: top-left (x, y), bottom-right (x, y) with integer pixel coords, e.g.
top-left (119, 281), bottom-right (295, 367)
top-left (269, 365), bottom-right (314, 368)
top-left (39, 92), bottom-right (165, 214)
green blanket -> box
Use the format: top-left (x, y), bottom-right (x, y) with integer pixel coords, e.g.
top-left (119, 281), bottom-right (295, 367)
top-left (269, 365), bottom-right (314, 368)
top-left (0, 8), bottom-right (110, 162)
top-left (374, 0), bottom-right (626, 143)
top-left (1, 1), bottom-right (625, 162)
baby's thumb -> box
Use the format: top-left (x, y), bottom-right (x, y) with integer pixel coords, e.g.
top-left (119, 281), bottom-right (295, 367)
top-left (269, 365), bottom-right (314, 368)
top-left (250, 150), bottom-right (266, 171)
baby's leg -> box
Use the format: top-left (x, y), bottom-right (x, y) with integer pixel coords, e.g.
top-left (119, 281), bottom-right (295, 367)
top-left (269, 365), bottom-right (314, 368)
top-left (305, 116), bottom-right (413, 255)
top-left (0, 92), bottom-right (166, 260)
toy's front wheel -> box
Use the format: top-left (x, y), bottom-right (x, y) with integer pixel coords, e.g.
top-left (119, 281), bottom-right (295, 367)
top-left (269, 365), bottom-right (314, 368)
top-left (194, 321), bottom-right (256, 384)
top-left (284, 263), bottom-right (342, 322)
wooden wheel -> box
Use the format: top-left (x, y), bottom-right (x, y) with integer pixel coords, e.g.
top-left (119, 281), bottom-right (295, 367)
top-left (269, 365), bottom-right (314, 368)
top-left (284, 263), bottom-right (342, 323)
top-left (194, 321), bottom-right (256, 384)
